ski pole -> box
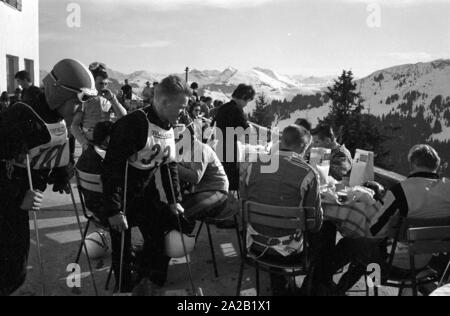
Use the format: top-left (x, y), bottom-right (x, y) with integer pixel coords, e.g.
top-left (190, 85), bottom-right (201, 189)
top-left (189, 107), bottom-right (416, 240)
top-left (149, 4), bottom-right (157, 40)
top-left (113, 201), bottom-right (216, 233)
top-left (167, 167), bottom-right (198, 296)
top-left (26, 154), bottom-right (46, 296)
top-left (69, 184), bottom-right (99, 296)
top-left (118, 162), bottom-right (129, 293)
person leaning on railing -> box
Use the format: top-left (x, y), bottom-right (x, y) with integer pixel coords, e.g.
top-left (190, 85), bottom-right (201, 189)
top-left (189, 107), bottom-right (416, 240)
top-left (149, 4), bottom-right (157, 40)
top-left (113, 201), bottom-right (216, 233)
top-left (325, 144), bottom-right (450, 294)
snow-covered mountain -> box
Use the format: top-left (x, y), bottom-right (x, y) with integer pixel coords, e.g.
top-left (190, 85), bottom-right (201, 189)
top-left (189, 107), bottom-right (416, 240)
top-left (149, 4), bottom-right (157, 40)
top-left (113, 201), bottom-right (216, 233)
top-left (356, 59), bottom-right (450, 141)
top-left (102, 66), bottom-right (330, 102)
top-left (185, 69), bottom-right (222, 85)
top-left (204, 66), bottom-right (322, 91)
top-left (199, 67), bottom-right (332, 112)
top-left (276, 59), bottom-right (450, 142)
top-left (40, 65), bottom-right (333, 108)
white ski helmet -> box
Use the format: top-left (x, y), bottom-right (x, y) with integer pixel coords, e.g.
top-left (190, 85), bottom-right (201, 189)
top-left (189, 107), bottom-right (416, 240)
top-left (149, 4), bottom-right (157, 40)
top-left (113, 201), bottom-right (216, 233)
top-left (84, 231), bottom-right (110, 260)
top-left (165, 230), bottom-right (196, 259)
top-left (42, 59), bottom-right (97, 126)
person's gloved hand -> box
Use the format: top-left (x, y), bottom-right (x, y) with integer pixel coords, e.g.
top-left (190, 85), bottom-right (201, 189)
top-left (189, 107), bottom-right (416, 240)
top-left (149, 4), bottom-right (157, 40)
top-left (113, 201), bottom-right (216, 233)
top-left (48, 165), bottom-right (74, 194)
top-left (51, 179), bottom-right (71, 194)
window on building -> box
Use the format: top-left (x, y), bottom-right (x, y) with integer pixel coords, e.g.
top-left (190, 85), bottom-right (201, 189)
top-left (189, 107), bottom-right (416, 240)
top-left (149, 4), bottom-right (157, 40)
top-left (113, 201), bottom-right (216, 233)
top-left (25, 59), bottom-right (35, 83)
top-left (6, 55), bottom-right (19, 93)
top-left (1, 0), bottom-right (22, 11)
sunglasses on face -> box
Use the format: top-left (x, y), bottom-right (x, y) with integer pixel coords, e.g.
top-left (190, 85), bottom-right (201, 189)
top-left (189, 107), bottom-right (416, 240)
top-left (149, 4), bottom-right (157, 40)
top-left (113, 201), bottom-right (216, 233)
top-left (49, 71), bottom-right (98, 102)
top-left (79, 94), bottom-right (93, 102)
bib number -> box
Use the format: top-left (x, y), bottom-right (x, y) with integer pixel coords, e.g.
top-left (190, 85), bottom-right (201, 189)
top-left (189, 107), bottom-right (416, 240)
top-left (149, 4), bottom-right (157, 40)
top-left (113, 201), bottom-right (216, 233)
top-left (30, 143), bottom-right (70, 169)
top-left (140, 144), bottom-right (172, 167)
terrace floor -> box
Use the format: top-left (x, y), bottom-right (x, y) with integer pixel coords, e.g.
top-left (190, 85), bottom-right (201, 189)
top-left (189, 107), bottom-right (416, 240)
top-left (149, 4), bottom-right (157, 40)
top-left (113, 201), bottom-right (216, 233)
top-left (11, 185), bottom-right (411, 297)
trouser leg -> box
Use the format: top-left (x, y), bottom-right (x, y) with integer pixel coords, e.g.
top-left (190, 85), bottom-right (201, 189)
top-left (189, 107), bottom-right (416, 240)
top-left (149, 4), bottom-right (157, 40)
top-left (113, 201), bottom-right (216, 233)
top-left (0, 164), bottom-right (48, 296)
top-left (0, 210), bottom-right (30, 296)
top-left (137, 206), bottom-right (172, 286)
top-left (336, 262), bottom-right (368, 293)
top-left (270, 272), bottom-right (289, 296)
top-left (308, 221), bottom-right (338, 285)
top-left (135, 193), bottom-right (194, 287)
top-left (332, 238), bottom-right (385, 293)
top-left (183, 191), bottom-right (227, 222)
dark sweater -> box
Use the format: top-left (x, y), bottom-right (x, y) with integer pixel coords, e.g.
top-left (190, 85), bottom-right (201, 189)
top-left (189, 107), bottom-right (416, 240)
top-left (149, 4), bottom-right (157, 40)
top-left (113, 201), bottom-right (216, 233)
top-left (212, 100), bottom-right (250, 189)
top-left (102, 106), bottom-right (182, 217)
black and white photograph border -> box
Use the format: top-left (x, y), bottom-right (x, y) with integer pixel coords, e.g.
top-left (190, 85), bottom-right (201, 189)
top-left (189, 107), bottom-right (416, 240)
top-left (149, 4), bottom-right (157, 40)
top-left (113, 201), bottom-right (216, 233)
top-left (1, 0), bottom-right (450, 299)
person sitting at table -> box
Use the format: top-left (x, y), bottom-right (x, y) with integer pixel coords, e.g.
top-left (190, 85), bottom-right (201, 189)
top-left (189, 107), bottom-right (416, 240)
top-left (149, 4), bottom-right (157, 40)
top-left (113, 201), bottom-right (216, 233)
top-left (177, 134), bottom-right (230, 222)
top-left (241, 124), bottom-right (323, 295)
top-left (311, 124), bottom-right (352, 180)
top-left (329, 152), bottom-right (353, 182)
top-left (326, 144), bottom-right (450, 294)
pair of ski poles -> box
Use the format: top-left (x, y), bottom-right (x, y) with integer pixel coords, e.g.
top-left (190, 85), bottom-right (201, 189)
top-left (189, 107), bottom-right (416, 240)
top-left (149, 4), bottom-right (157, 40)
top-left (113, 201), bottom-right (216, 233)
top-left (118, 163), bottom-right (199, 296)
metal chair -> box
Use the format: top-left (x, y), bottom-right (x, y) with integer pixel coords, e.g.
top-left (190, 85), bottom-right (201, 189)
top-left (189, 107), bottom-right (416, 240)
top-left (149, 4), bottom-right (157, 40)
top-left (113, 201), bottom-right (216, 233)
top-left (236, 200), bottom-right (316, 296)
top-left (73, 169), bottom-right (115, 292)
top-left (195, 206), bottom-right (242, 278)
top-left (438, 258), bottom-right (450, 287)
top-left (370, 217), bottom-right (450, 296)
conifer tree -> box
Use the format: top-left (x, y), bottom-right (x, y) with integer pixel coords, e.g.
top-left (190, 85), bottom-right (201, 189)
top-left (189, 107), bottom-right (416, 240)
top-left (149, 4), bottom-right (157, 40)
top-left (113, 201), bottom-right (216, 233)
top-left (319, 70), bottom-right (388, 165)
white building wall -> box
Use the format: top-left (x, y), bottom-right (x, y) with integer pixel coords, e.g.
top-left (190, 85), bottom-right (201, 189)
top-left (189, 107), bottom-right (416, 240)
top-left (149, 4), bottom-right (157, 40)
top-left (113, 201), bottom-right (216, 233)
top-left (0, 0), bottom-right (40, 92)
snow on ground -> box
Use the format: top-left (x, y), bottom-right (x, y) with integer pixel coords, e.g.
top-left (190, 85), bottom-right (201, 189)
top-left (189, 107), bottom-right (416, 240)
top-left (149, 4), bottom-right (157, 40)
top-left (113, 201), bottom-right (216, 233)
top-left (430, 124), bottom-right (450, 142)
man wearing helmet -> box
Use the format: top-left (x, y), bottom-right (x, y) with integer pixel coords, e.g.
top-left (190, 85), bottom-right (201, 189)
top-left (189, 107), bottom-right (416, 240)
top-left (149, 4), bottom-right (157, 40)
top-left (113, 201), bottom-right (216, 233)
top-left (102, 75), bottom-right (193, 294)
top-left (0, 59), bottom-right (97, 296)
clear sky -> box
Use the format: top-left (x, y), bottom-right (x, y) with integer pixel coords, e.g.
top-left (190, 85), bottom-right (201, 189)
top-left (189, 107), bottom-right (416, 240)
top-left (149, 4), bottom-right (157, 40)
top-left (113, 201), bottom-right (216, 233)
top-left (39, 0), bottom-right (450, 77)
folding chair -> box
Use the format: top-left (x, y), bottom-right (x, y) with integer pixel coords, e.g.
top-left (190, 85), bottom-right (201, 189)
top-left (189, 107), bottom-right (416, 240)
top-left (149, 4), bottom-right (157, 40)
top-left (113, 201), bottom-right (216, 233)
top-left (194, 200), bottom-right (242, 278)
top-left (74, 169), bottom-right (115, 292)
top-left (229, 190), bottom-right (244, 256)
top-left (369, 217), bottom-right (450, 296)
top-left (438, 258), bottom-right (450, 287)
top-left (406, 224), bottom-right (450, 296)
top-left (236, 200), bottom-right (316, 296)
